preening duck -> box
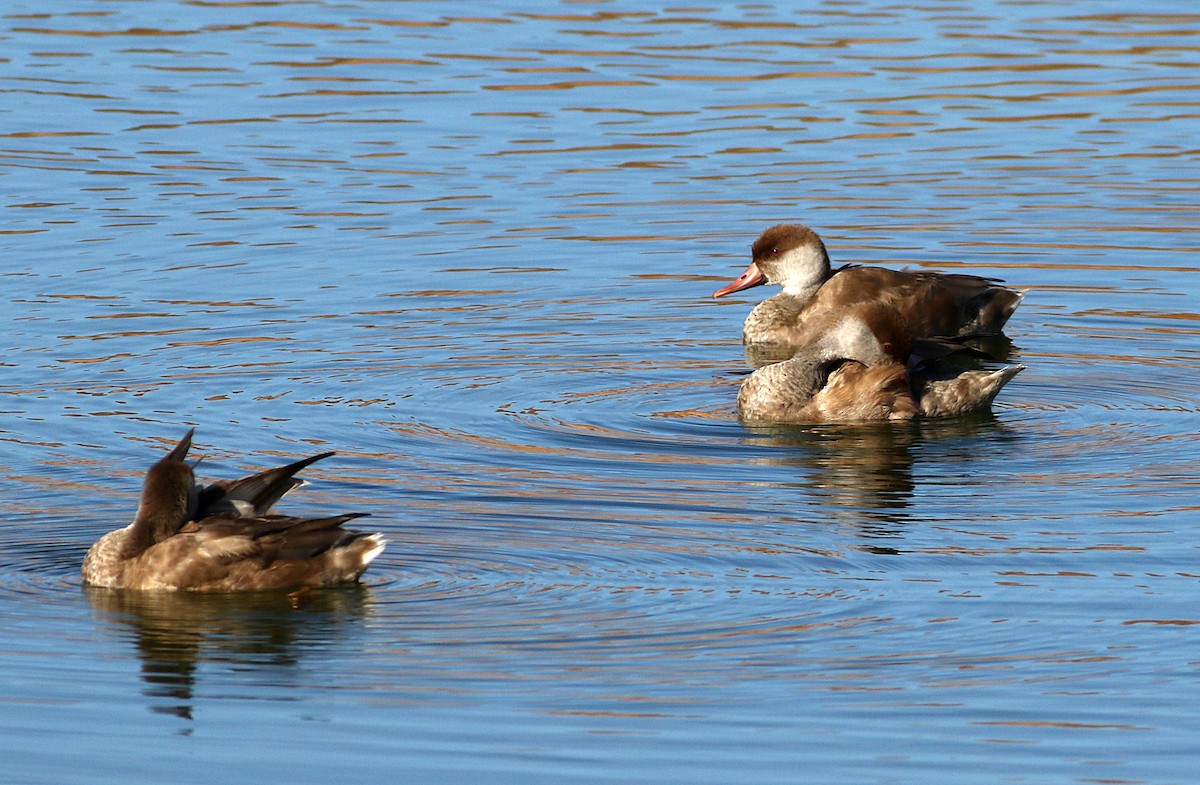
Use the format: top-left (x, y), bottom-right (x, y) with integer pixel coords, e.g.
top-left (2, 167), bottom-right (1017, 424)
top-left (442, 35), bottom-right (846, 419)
top-left (82, 430), bottom-right (384, 591)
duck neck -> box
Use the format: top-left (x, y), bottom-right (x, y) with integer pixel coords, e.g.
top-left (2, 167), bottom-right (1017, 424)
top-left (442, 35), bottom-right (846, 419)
top-left (121, 460), bottom-right (196, 558)
top-left (816, 317), bottom-right (890, 366)
top-left (120, 507), bottom-right (162, 559)
top-left (780, 275), bottom-right (824, 302)
top-left (776, 244), bottom-right (831, 300)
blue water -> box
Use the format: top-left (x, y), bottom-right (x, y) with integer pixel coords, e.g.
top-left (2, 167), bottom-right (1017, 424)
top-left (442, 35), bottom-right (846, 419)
top-left (2, 2), bottom-right (1199, 783)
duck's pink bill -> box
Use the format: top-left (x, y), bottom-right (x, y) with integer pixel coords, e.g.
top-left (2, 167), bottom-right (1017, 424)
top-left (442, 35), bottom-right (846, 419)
top-left (713, 262), bottom-right (765, 298)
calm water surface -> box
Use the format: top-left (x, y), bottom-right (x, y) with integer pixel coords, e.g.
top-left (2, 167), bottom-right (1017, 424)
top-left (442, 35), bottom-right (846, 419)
top-left (2, 2), bottom-right (1199, 783)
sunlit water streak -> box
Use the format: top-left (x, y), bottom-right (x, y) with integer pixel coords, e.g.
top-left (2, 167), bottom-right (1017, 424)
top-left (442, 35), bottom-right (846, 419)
top-left (2, 2), bottom-right (1199, 784)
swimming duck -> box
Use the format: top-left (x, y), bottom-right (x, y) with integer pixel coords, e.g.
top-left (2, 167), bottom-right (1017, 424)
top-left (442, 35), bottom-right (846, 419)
top-left (81, 430), bottom-right (385, 591)
top-left (714, 224), bottom-right (1022, 345)
top-left (736, 303), bottom-right (1024, 424)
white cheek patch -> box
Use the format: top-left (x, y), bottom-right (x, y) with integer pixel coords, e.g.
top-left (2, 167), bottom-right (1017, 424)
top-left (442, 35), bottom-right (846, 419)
top-left (776, 245), bottom-right (829, 296)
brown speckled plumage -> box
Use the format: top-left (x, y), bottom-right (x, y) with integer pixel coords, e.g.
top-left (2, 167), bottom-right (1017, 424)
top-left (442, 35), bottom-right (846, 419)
top-left (82, 430), bottom-right (385, 592)
top-left (736, 303), bottom-right (1024, 424)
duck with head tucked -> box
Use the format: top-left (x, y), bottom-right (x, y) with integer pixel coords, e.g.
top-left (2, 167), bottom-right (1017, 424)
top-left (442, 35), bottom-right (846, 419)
top-left (737, 303), bottom-right (1024, 424)
top-left (714, 224), bottom-right (1023, 346)
top-left (82, 430), bottom-right (384, 591)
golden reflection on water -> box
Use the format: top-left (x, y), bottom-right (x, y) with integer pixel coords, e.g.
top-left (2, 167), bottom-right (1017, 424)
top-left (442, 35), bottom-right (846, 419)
top-left (2, 5), bottom-right (1200, 782)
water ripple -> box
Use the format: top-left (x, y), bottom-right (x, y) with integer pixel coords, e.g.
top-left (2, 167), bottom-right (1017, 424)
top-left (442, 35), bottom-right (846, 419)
top-left (4, 4), bottom-right (1200, 784)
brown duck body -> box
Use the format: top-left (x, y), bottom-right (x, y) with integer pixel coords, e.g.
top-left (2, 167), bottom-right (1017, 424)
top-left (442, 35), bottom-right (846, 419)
top-left (82, 430), bottom-right (384, 592)
top-left (739, 358), bottom-right (919, 423)
top-left (715, 224), bottom-right (1022, 345)
top-left (736, 303), bottom-right (1024, 424)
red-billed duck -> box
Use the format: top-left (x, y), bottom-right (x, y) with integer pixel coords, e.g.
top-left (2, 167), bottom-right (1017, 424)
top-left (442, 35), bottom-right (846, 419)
top-left (736, 303), bottom-right (1024, 423)
top-left (714, 224), bottom-right (1022, 345)
top-left (82, 430), bottom-right (384, 591)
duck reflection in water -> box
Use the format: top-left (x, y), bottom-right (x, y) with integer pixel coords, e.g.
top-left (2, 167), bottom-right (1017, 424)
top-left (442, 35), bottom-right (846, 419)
top-left (729, 300), bottom-right (1024, 533)
top-left (85, 586), bottom-right (375, 722)
top-left (739, 414), bottom-right (1020, 537)
top-left (80, 429), bottom-right (387, 721)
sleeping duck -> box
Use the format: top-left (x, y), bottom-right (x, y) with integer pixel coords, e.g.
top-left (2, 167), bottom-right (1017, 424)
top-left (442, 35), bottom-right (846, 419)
top-left (736, 303), bottom-right (1024, 424)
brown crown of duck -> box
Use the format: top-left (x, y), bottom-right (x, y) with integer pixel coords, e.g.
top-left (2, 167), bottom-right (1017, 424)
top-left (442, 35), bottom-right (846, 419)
top-left (714, 224), bottom-right (1023, 344)
top-left (82, 429), bottom-right (385, 592)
